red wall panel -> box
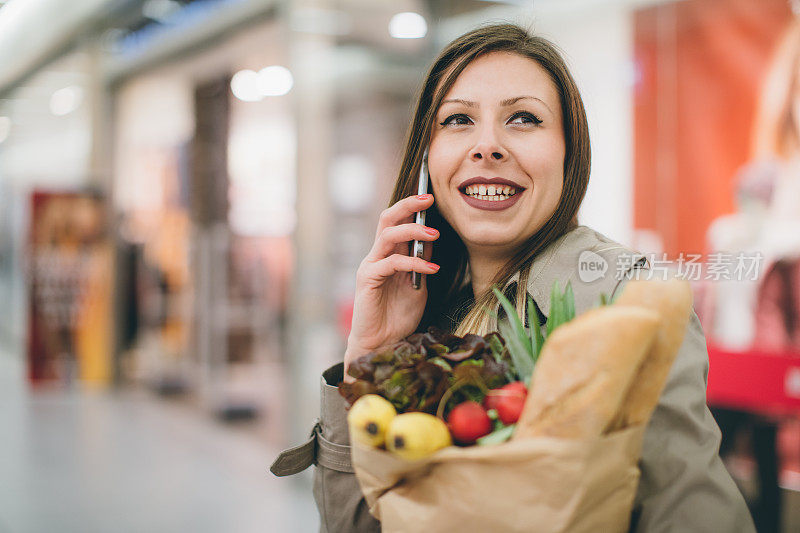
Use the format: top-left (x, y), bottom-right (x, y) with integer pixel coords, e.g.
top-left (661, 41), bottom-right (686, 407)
top-left (633, 0), bottom-right (791, 255)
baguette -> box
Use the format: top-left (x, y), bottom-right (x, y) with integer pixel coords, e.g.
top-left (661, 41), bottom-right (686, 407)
top-left (608, 277), bottom-right (693, 430)
top-left (513, 305), bottom-right (660, 440)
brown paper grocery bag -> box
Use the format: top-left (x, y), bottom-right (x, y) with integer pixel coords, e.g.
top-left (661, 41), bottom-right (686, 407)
top-left (352, 425), bottom-right (645, 533)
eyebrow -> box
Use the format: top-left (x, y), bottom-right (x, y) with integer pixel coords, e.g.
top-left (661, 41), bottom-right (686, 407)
top-left (440, 95), bottom-right (553, 115)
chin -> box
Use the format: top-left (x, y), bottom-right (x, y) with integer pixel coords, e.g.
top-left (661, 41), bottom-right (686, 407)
top-left (460, 228), bottom-right (524, 250)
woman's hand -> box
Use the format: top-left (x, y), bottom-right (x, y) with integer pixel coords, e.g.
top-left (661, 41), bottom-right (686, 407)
top-left (344, 194), bottom-right (440, 381)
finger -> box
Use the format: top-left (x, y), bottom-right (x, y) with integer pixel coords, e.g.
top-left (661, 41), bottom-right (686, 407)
top-left (375, 194), bottom-right (434, 237)
top-left (367, 223), bottom-right (439, 260)
top-left (364, 254), bottom-right (440, 281)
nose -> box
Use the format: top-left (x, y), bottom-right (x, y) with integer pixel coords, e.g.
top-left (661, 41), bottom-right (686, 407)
top-left (472, 149), bottom-right (504, 161)
top-left (470, 126), bottom-right (508, 162)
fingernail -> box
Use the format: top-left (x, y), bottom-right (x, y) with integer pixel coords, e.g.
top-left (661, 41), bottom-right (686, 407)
top-left (423, 227), bottom-right (438, 236)
top-left (427, 262), bottom-right (440, 271)
top-left (417, 194), bottom-right (432, 200)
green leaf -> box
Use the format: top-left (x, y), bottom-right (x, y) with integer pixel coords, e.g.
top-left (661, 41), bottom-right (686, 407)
top-left (485, 333), bottom-right (515, 382)
top-left (498, 320), bottom-right (533, 385)
top-left (429, 343), bottom-right (449, 356)
top-left (429, 357), bottom-right (453, 373)
top-left (487, 333), bottom-right (505, 362)
top-left (493, 288), bottom-right (527, 345)
top-left (546, 281), bottom-right (560, 337)
top-left (564, 282), bottom-right (575, 321)
top-left (477, 424), bottom-right (516, 446)
top-left (493, 287), bottom-right (533, 362)
top-left (546, 280), bottom-right (575, 337)
top-left (599, 293), bottom-right (609, 306)
top-left (527, 295), bottom-right (543, 362)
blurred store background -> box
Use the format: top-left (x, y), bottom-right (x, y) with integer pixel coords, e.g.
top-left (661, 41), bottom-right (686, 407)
top-left (1, 0), bottom-right (800, 531)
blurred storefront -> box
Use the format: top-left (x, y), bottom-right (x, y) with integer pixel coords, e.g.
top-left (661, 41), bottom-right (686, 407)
top-left (1, 0), bottom-right (495, 441)
top-left (109, 11), bottom-right (296, 425)
top-left (0, 1), bottom-right (309, 446)
top-left (0, 45), bottom-right (108, 381)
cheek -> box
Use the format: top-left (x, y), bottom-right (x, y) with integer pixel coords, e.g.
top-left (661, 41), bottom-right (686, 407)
top-left (427, 140), bottom-right (464, 206)
top-left (517, 135), bottom-right (565, 179)
top-left (428, 138), bottom-right (463, 180)
top-left (424, 161), bottom-right (455, 224)
top-left (515, 136), bottom-right (565, 210)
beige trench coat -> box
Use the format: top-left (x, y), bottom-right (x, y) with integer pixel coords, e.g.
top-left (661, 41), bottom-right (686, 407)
top-left (272, 225), bottom-right (755, 532)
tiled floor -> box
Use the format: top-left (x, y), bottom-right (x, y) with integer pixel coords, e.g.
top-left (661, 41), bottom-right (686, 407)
top-left (0, 353), bottom-right (318, 533)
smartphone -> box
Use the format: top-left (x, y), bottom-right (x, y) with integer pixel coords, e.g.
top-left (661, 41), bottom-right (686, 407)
top-left (412, 149), bottom-right (429, 290)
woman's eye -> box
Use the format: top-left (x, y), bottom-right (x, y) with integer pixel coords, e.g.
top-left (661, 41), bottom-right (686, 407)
top-left (508, 111), bottom-right (543, 125)
top-left (440, 114), bottom-right (472, 126)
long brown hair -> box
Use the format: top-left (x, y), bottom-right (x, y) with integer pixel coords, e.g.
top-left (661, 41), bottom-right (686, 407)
top-left (390, 23), bottom-right (591, 335)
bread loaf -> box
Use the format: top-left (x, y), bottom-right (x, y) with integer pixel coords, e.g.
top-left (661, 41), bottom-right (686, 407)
top-left (608, 277), bottom-right (693, 430)
top-left (513, 306), bottom-right (660, 440)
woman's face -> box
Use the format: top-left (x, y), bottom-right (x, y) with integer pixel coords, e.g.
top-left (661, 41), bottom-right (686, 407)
top-left (428, 51), bottom-right (565, 258)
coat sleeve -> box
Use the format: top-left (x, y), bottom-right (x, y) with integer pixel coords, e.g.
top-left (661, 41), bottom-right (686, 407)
top-left (313, 363), bottom-right (381, 533)
top-left (611, 276), bottom-right (755, 532)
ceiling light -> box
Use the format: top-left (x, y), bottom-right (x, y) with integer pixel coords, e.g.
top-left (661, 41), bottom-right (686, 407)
top-left (257, 66), bottom-right (293, 97)
top-left (389, 12), bottom-right (427, 39)
top-left (230, 69), bottom-right (262, 102)
top-left (49, 86), bottom-right (83, 116)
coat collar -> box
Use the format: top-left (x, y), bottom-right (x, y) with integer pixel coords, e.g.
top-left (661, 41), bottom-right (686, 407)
top-left (501, 225), bottom-right (645, 319)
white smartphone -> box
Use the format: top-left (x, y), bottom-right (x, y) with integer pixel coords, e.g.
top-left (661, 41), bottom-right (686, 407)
top-left (412, 149), bottom-right (429, 290)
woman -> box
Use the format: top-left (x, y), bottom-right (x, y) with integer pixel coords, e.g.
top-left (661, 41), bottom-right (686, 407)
top-left (273, 24), bottom-right (754, 532)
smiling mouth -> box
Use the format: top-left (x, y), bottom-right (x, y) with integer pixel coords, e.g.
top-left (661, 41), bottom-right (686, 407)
top-left (458, 186), bottom-right (524, 211)
top-left (461, 183), bottom-right (518, 201)
top-left (457, 178), bottom-right (526, 200)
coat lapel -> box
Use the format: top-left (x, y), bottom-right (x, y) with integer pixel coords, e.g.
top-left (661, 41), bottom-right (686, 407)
top-left (502, 226), bottom-right (648, 323)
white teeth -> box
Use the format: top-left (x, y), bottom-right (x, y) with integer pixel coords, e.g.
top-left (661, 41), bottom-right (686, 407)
top-left (474, 194), bottom-right (511, 201)
top-left (462, 183), bottom-right (519, 200)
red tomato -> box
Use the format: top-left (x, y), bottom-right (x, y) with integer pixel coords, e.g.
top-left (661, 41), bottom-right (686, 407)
top-left (503, 381), bottom-right (528, 397)
top-left (483, 381), bottom-right (527, 412)
top-left (447, 401), bottom-right (492, 444)
top-left (496, 394), bottom-right (526, 424)
top-left (483, 391), bottom-right (501, 411)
